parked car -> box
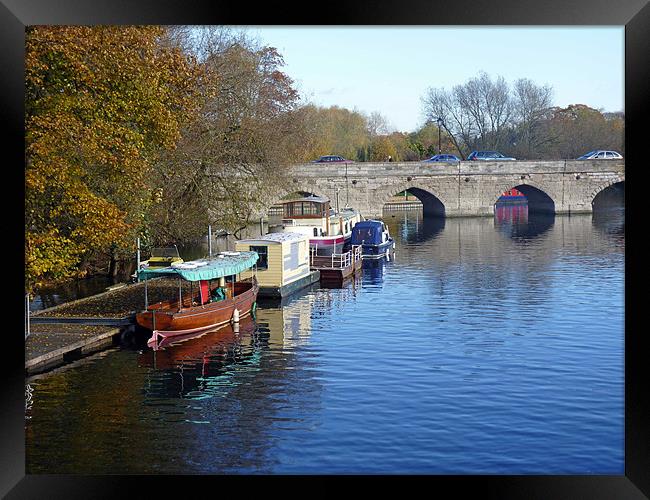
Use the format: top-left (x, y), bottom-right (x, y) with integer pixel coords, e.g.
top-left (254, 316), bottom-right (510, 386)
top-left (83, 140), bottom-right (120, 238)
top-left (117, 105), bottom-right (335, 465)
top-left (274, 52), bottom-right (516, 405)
top-left (576, 150), bottom-right (623, 160)
top-left (312, 155), bottom-right (353, 163)
top-left (423, 154), bottom-right (460, 163)
top-left (467, 151), bottom-right (516, 161)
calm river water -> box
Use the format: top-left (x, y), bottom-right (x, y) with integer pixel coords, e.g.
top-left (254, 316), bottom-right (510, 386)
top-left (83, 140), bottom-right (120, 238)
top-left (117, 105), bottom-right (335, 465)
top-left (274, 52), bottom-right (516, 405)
top-left (25, 206), bottom-right (625, 474)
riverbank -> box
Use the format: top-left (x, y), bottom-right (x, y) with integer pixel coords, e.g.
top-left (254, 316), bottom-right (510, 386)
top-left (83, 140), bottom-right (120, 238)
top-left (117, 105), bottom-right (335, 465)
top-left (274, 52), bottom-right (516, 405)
top-left (26, 280), bottom-right (193, 375)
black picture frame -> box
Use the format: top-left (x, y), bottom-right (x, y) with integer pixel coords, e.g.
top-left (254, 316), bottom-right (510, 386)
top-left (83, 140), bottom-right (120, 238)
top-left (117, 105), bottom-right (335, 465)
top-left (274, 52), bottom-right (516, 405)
top-left (5, 0), bottom-right (648, 497)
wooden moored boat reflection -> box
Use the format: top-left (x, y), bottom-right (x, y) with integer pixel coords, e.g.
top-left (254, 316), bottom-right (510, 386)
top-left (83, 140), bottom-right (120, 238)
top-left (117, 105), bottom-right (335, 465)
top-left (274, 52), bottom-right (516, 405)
top-left (138, 315), bottom-right (258, 372)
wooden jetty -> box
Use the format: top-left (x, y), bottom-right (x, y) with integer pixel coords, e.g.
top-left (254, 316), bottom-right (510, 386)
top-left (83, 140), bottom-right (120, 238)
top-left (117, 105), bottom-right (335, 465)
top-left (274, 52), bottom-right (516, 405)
top-left (309, 245), bottom-right (363, 284)
top-left (25, 280), bottom-right (179, 375)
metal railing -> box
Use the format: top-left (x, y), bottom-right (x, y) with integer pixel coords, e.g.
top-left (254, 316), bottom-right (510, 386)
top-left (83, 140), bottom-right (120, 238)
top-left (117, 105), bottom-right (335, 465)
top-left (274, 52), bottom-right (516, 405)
top-left (310, 245), bottom-right (362, 269)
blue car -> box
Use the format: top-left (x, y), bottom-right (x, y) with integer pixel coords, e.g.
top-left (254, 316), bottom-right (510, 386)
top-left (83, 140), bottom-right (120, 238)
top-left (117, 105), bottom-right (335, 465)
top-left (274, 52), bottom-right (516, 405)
top-left (424, 154), bottom-right (460, 163)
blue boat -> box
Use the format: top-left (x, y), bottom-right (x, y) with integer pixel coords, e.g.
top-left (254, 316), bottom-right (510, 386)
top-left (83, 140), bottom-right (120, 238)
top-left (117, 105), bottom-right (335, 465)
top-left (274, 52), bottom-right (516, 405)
top-left (350, 220), bottom-right (395, 258)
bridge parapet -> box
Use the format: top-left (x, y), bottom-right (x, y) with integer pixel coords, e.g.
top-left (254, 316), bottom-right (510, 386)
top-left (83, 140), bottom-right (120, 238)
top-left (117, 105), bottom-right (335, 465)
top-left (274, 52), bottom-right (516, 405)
top-left (278, 160), bottom-right (624, 218)
top-left (289, 160), bottom-right (624, 178)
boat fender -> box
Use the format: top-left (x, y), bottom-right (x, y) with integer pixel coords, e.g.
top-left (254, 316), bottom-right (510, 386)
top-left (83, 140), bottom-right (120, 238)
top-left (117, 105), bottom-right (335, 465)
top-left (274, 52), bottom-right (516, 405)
top-left (232, 308), bottom-right (240, 324)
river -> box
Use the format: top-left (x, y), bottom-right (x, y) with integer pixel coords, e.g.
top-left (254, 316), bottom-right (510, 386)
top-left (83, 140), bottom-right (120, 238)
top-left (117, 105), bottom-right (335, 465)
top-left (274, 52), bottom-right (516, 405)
top-left (25, 205), bottom-right (625, 474)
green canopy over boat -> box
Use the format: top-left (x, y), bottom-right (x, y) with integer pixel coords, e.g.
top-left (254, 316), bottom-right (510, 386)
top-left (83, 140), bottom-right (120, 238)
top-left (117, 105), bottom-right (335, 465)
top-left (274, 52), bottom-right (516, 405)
top-left (137, 251), bottom-right (259, 282)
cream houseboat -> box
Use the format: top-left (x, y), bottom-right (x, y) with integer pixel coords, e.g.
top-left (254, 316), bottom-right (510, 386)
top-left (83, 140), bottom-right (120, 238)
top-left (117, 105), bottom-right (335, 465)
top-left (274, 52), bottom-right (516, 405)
top-left (268, 195), bottom-right (362, 256)
top-left (235, 232), bottom-right (320, 298)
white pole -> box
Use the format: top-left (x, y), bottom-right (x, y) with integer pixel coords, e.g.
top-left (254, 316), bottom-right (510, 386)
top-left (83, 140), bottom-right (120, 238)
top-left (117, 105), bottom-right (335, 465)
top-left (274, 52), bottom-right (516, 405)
top-left (25, 293), bottom-right (30, 340)
top-left (136, 237), bottom-right (141, 282)
top-left (208, 225), bottom-right (212, 258)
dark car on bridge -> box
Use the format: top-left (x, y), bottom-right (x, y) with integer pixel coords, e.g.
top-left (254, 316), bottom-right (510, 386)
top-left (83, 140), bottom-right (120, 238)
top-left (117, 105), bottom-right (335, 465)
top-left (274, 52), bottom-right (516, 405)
top-left (423, 154), bottom-right (460, 163)
top-left (467, 151), bottom-right (516, 161)
top-left (577, 150), bottom-right (623, 160)
top-left (312, 155), bottom-right (354, 163)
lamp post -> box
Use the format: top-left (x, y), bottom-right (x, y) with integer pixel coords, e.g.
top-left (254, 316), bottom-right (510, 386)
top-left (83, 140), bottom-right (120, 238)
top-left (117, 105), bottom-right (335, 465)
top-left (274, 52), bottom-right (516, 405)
top-left (345, 162), bottom-right (349, 207)
top-left (436, 117), bottom-right (443, 155)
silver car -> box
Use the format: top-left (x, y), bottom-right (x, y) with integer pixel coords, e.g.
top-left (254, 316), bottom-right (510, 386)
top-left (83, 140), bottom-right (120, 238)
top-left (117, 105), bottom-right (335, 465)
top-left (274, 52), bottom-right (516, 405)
top-left (577, 150), bottom-right (623, 159)
top-left (467, 151), bottom-right (516, 161)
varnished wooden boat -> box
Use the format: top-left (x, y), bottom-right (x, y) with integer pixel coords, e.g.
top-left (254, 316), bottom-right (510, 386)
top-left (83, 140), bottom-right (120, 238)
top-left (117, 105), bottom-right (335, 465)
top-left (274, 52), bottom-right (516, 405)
top-left (135, 251), bottom-right (260, 349)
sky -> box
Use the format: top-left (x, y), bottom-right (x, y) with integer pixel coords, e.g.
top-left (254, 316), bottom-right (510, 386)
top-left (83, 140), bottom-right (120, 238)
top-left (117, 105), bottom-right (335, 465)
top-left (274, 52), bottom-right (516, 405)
top-left (244, 26), bottom-right (624, 133)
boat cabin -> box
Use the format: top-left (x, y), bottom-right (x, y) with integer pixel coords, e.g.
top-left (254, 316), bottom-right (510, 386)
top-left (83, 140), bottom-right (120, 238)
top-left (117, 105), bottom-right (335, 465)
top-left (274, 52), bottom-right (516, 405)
top-left (351, 220), bottom-right (391, 246)
top-left (235, 232), bottom-right (319, 298)
top-left (271, 195), bottom-right (361, 236)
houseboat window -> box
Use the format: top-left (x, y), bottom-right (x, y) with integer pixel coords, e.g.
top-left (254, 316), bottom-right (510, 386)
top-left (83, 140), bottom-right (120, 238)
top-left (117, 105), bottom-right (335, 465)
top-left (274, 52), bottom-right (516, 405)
top-left (250, 246), bottom-right (269, 270)
top-left (285, 241), bottom-right (300, 269)
top-left (313, 228), bottom-right (318, 237)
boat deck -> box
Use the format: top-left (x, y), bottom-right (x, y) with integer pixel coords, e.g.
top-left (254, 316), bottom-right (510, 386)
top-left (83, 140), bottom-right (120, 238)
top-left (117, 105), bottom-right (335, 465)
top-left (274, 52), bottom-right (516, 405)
top-left (310, 246), bottom-right (363, 283)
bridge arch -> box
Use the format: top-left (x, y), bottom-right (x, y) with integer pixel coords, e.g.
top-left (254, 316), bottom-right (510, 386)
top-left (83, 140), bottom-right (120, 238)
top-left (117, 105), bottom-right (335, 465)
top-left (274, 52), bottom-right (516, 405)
top-left (491, 182), bottom-right (556, 214)
top-left (377, 182), bottom-right (447, 217)
top-left (591, 179), bottom-right (625, 211)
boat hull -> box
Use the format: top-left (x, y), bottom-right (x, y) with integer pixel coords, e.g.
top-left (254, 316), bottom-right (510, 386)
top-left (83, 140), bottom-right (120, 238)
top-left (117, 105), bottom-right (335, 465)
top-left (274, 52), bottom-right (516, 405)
top-left (360, 239), bottom-right (395, 258)
top-left (318, 258), bottom-right (362, 283)
top-left (498, 195), bottom-right (527, 203)
top-left (136, 281), bottom-right (259, 349)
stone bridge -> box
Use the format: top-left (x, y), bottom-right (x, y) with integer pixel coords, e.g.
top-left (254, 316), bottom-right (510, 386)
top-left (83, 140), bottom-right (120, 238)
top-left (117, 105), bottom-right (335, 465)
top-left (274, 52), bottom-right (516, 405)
top-left (271, 159), bottom-right (625, 218)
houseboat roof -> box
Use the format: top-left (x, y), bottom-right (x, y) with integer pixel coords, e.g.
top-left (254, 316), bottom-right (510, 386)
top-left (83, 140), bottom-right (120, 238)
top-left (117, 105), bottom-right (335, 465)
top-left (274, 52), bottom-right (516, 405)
top-left (239, 232), bottom-right (308, 244)
top-left (280, 195), bottom-right (330, 204)
top-left (137, 251), bottom-right (259, 282)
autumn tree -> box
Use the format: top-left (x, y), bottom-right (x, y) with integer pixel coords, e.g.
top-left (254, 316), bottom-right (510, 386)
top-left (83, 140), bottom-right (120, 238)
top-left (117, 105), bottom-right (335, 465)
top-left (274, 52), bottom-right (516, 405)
top-left (368, 136), bottom-right (398, 161)
top-left (540, 104), bottom-right (624, 159)
top-left (151, 27), bottom-right (304, 241)
top-left (407, 122), bottom-right (455, 160)
top-left (296, 105), bottom-right (371, 162)
top-left (25, 26), bottom-right (202, 291)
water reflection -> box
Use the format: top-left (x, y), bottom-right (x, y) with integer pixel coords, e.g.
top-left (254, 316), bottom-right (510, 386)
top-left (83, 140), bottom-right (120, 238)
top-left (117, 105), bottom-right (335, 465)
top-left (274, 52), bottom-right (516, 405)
top-left (137, 317), bottom-right (259, 398)
top-left (592, 207), bottom-right (625, 242)
top-left (495, 204), bottom-right (555, 240)
top-left (26, 207), bottom-right (625, 474)
top-left (384, 210), bottom-right (445, 244)
top-left (362, 257), bottom-right (389, 285)
top-left (30, 275), bottom-right (122, 312)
